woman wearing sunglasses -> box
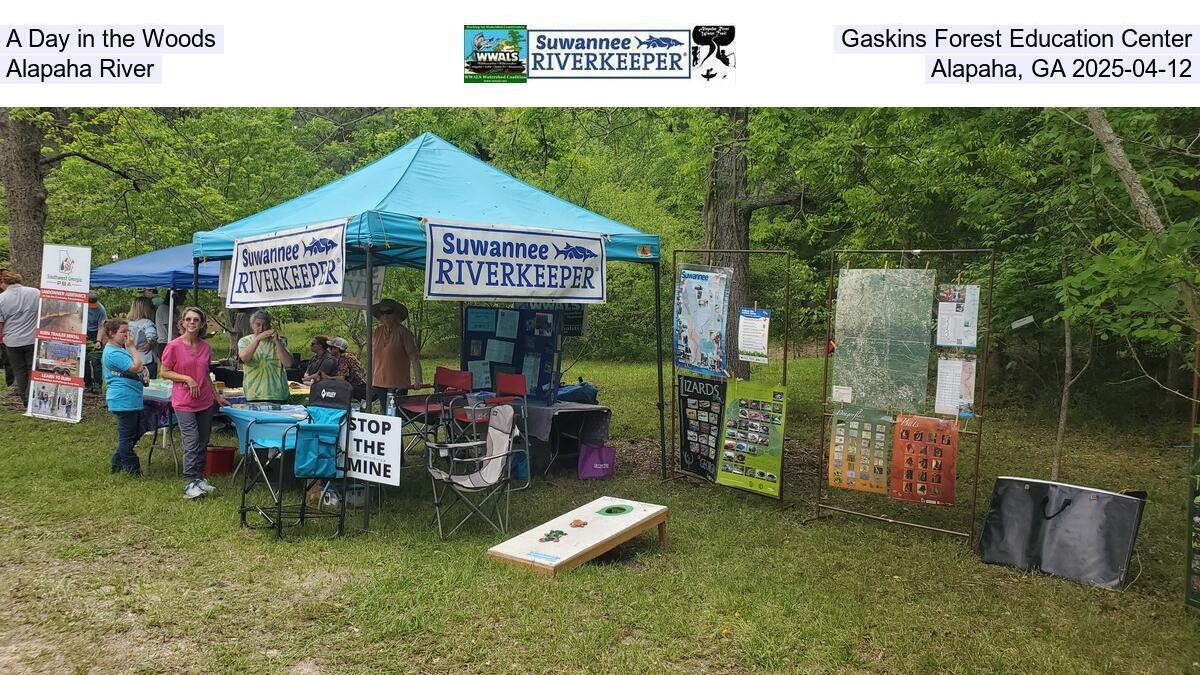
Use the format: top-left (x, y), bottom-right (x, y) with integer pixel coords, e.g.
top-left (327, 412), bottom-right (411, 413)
top-left (160, 307), bottom-right (230, 500)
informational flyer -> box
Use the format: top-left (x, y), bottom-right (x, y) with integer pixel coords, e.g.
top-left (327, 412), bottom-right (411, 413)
top-left (716, 379), bottom-right (786, 498)
top-left (467, 359), bottom-right (492, 389)
top-left (28, 244), bottom-right (92, 424)
top-left (935, 284), bottom-right (980, 348)
top-left (934, 355), bottom-right (977, 417)
top-left (466, 307), bottom-right (497, 332)
top-left (828, 405), bottom-right (892, 495)
top-left (890, 414), bottom-right (958, 506)
top-left (495, 309), bottom-right (520, 339)
top-left (736, 307), bottom-right (771, 364)
top-left (677, 375), bottom-right (726, 482)
top-left (673, 265), bottom-right (732, 378)
top-left (485, 338), bottom-right (514, 364)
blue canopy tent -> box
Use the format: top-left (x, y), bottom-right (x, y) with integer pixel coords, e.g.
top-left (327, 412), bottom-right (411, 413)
top-left (92, 243), bottom-right (221, 290)
top-left (92, 244), bottom-right (222, 341)
top-left (191, 132), bottom-right (668, 475)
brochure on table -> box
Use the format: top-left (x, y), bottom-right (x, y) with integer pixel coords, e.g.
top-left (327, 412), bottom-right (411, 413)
top-left (460, 305), bottom-right (563, 402)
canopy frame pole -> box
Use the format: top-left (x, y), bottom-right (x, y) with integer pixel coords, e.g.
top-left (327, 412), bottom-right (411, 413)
top-left (167, 290), bottom-right (175, 342)
top-left (655, 262), bottom-right (667, 479)
top-left (192, 259), bottom-right (200, 307)
top-left (364, 246), bottom-right (374, 413)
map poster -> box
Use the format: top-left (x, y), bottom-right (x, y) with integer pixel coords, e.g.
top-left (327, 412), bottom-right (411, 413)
top-left (828, 405), bottom-right (892, 495)
top-left (1188, 424), bottom-right (1200, 612)
top-left (716, 379), bottom-right (786, 498)
top-left (889, 415), bottom-right (958, 506)
top-left (677, 375), bottom-right (726, 482)
top-left (831, 268), bottom-right (935, 412)
top-left (935, 284), bottom-right (980, 348)
top-left (737, 307), bottom-right (771, 364)
top-left (673, 264), bottom-right (732, 378)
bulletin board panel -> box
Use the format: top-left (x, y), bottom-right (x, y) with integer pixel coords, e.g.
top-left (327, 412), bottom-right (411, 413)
top-left (460, 305), bottom-right (563, 401)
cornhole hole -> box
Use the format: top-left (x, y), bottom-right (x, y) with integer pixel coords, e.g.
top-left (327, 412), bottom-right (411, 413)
top-left (487, 496), bottom-right (668, 577)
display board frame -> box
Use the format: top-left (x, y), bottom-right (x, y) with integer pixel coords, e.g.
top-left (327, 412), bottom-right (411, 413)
top-left (663, 248), bottom-right (793, 501)
top-left (808, 248), bottom-right (996, 543)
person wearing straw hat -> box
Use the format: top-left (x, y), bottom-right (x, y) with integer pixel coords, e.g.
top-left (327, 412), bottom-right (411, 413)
top-left (370, 299), bottom-right (424, 410)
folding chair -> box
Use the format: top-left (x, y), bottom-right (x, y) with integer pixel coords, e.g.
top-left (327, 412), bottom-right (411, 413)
top-left (238, 379), bottom-right (353, 538)
top-left (426, 404), bottom-right (521, 539)
top-left (447, 372), bottom-right (532, 489)
top-left (394, 366), bottom-right (472, 454)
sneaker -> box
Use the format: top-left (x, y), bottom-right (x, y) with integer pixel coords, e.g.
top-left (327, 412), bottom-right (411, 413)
top-left (183, 480), bottom-right (206, 499)
top-left (197, 478), bottom-right (216, 494)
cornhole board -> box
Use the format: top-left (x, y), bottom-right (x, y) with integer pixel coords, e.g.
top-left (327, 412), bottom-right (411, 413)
top-left (487, 496), bottom-right (668, 577)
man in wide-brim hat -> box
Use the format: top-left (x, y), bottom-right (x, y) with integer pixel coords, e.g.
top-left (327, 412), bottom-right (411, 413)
top-left (370, 299), bottom-right (424, 410)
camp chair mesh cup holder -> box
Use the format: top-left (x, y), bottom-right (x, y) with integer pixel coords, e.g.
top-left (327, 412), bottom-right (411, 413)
top-left (238, 380), bottom-right (354, 538)
top-left (426, 403), bottom-right (526, 540)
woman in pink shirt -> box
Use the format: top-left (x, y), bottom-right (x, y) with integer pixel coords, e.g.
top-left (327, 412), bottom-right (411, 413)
top-left (160, 306), bottom-right (229, 500)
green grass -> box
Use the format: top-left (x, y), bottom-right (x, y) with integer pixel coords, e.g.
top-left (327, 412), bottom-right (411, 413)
top-left (2, 358), bottom-right (1199, 672)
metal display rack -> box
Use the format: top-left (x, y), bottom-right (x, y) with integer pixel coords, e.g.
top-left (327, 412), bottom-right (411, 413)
top-left (806, 248), bottom-right (996, 542)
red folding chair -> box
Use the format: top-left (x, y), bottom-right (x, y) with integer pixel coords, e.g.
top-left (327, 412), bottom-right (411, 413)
top-left (446, 372), bottom-right (531, 489)
top-left (394, 366), bottom-right (472, 454)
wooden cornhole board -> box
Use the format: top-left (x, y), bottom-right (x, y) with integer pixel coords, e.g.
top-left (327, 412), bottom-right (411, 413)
top-left (487, 496), bottom-right (668, 577)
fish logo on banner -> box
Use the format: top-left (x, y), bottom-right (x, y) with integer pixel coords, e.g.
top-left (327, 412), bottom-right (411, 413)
top-left (425, 219), bottom-right (606, 303)
top-left (226, 219), bottom-right (348, 308)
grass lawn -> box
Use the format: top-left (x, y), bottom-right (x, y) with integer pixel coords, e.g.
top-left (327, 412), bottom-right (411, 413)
top-left (2, 356), bottom-right (1199, 673)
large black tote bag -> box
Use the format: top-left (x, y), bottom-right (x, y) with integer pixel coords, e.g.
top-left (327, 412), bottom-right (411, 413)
top-left (977, 477), bottom-right (1146, 589)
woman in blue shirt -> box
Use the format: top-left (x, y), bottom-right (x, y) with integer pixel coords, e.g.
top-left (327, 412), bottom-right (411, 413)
top-left (102, 318), bottom-right (146, 475)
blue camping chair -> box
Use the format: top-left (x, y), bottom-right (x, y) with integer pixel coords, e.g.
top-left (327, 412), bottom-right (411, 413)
top-left (236, 380), bottom-right (354, 538)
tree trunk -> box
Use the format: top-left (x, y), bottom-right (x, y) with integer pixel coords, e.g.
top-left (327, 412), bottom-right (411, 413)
top-left (0, 109), bottom-right (48, 283)
top-left (1052, 308), bottom-right (1072, 482)
top-left (1084, 107), bottom-right (1200, 336)
top-left (702, 107), bottom-right (751, 380)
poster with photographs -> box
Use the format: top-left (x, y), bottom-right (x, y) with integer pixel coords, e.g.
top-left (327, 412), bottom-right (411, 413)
top-left (1188, 426), bottom-right (1200, 612)
top-left (677, 375), bottom-right (726, 482)
top-left (716, 380), bottom-right (786, 499)
top-left (935, 284), bottom-right (980, 348)
top-left (889, 415), bottom-right (958, 506)
top-left (673, 265), bottom-right (732, 378)
top-left (28, 244), bottom-right (91, 423)
top-left (827, 405), bottom-right (892, 495)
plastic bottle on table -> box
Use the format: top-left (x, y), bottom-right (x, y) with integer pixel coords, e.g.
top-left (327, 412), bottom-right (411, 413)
top-left (386, 392), bottom-right (396, 417)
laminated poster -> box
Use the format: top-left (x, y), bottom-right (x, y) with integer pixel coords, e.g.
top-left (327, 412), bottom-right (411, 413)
top-left (673, 265), bottom-right (732, 378)
top-left (889, 414), bottom-right (958, 506)
top-left (828, 406), bottom-right (892, 495)
top-left (677, 375), bottom-right (726, 482)
top-left (935, 284), bottom-right (980, 348)
top-left (521, 353), bottom-right (541, 394)
top-left (716, 379), bottom-right (786, 498)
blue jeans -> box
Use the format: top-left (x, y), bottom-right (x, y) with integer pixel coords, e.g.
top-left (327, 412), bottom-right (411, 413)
top-left (111, 410), bottom-right (142, 475)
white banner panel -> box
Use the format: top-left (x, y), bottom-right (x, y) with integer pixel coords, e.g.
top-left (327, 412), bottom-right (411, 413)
top-left (425, 219), bottom-right (606, 303)
top-left (347, 412), bottom-right (402, 486)
top-left (336, 267), bottom-right (385, 309)
top-left (225, 219), bottom-right (347, 308)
